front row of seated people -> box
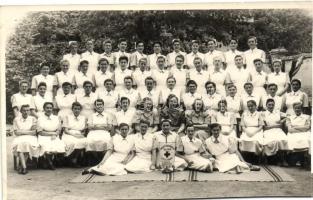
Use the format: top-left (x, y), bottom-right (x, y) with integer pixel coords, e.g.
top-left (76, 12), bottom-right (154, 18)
top-left (12, 95), bottom-right (310, 175)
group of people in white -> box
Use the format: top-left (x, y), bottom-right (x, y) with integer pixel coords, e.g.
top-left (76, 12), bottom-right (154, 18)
top-left (10, 36), bottom-right (310, 176)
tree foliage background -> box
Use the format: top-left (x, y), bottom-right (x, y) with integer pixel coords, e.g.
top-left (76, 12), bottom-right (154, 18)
top-left (5, 9), bottom-right (312, 123)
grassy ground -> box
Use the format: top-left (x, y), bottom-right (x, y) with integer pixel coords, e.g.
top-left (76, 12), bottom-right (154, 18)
top-left (5, 136), bottom-right (313, 200)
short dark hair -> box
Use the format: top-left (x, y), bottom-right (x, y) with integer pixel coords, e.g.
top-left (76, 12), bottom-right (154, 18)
top-left (94, 99), bottom-right (104, 106)
top-left (72, 102), bottom-right (82, 110)
top-left (266, 98), bottom-right (275, 105)
top-left (80, 60), bottom-right (89, 66)
top-left (175, 54), bottom-right (185, 62)
top-left (205, 81), bottom-right (216, 89)
top-left (120, 97), bottom-right (130, 104)
top-left (62, 82), bottom-right (72, 88)
top-left (20, 104), bottom-right (30, 111)
top-left (37, 82), bottom-right (47, 89)
top-left (98, 58), bottom-right (109, 65)
top-left (43, 102), bottom-right (54, 109)
top-left (83, 81), bottom-right (93, 87)
top-left (119, 56), bottom-right (128, 63)
top-left (187, 80), bottom-right (197, 87)
top-left (119, 123), bottom-right (129, 129)
top-left (291, 79), bottom-right (302, 87)
top-left (210, 123), bottom-right (221, 130)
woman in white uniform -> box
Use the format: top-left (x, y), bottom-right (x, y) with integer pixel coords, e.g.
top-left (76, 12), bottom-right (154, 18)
top-left (118, 76), bottom-right (140, 111)
top-left (170, 54), bottom-right (188, 92)
top-left (262, 98), bottom-right (288, 166)
top-left (240, 100), bottom-right (264, 162)
top-left (161, 76), bottom-right (182, 104)
top-left (125, 120), bottom-right (155, 173)
top-left (178, 125), bottom-right (214, 172)
top-left (213, 100), bottom-right (237, 140)
top-left (151, 55), bottom-right (171, 90)
top-left (30, 82), bottom-right (53, 118)
top-left (75, 81), bottom-right (97, 118)
top-left (132, 58), bottom-right (152, 91)
top-left (202, 81), bottom-right (224, 112)
top-left (285, 79), bottom-right (309, 115)
top-left (209, 56), bottom-right (231, 97)
top-left (73, 60), bottom-right (94, 95)
top-left (54, 82), bottom-right (76, 123)
top-left (250, 58), bottom-right (267, 98)
top-left (11, 80), bottom-right (34, 118)
top-left (96, 79), bottom-right (119, 115)
top-left (187, 57), bottom-right (209, 94)
top-left (181, 80), bottom-right (202, 111)
top-left (93, 58), bottom-right (114, 90)
top-left (286, 102), bottom-right (311, 167)
top-left (31, 63), bottom-right (55, 97)
top-left (12, 104), bottom-right (39, 174)
top-left (83, 123), bottom-right (134, 176)
top-left (53, 59), bottom-right (75, 96)
top-left (114, 56), bottom-right (132, 91)
top-left (37, 102), bottom-right (65, 170)
top-left (62, 102), bottom-right (87, 167)
top-left (86, 99), bottom-right (115, 164)
top-left (267, 60), bottom-right (290, 96)
top-left (205, 123), bottom-right (250, 173)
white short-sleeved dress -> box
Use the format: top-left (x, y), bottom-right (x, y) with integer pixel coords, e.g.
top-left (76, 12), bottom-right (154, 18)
top-left (267, 72), bottom-right (289, 96)
top-left (132, 70), bottom-right (152, 91)
top-left (118, 88), bottom-right (140, 111)
top-left (63, 53), bottom-right (81, 73)
top-left (114, 109), bottom-right (136, 127)
top-left (250, 70), bottom-right (267, 97)
top-left (125, 133), bottom-right (154, 173)
top-left (180, 135), bottom-right (212, 171)
top-left (81, 51), bottom-right (100, 73)
top-left (209, 70), bottom-right (229, 97)
top-left (114, 68), bottom-right (132, 91)
top-left (62, 114), bottom-right (87, 156)
top-left (202, 92), bottom-right (224, 112)
top-left (160, 87), bottom-right (182, 104)
top-left (239, 111), bottom-right (264, 154)
top-left (90, 134), bottom-right (134, 175)
top-left (188, 69), bottom-right (210, 94)
top-left (97, 90), bottom-right (119, 115)
top-left (286, 114), bottom-right (311, 151)
top-left (93, 70), bottom-right (114, 90)
top-left (262, 94), bottom-right (284, 112)
top-left (151, 69), bottom-right (171, 90)
top-left (37, 114), bottom-right (65, 156)
top-left (262, 110), bottom-right (288, 156)
top-left (186, 52), bottom-right (205, 69)
top-left (240, 92), bottom-right (262, 111)
top-left (86, 112), bottom-right (114, 152)
top-left (12, 115), bottom-right (39, 158)
top-left (205, 134), bottom-right (249, 173)
top-left (153, 131), bottom-right (188, 171)
top-left (181, 92), bottom-right (202, 111)
top-left (11, 92), bottom-right (34, 114)
top-left (285, 91), bottom-right (309, 115)
top-left (228, 67), bottom-right (250, 96)
top-left (225, 95), bottom-right (241, 118)
top-left (170, 67), bottom-right (188, 92)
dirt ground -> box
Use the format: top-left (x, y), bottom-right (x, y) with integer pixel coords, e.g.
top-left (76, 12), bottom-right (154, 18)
top-left (5, 136), bottom-right (313, 200)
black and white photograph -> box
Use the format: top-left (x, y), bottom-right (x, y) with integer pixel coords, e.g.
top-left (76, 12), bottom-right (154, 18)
top-left (2, 3), bottom-right (313, 199)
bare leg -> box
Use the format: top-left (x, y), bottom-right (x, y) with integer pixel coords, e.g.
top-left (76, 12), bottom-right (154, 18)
top-left (18, 152), bottom-right (27, 169)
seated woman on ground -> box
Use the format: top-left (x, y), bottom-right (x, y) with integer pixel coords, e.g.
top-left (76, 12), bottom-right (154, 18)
top-left (37, 102), bottom-right (65, 170)
top-left (160, 94), bottom-right (185, 136)
top-left (178, 124), bottom-right (214, 172)
top-left (86, 99), bottom-right (115, 165)
top-left (205, 123), bottom-right (250, 174)
top-left (261, 98), bottom-right (288, 166)
top-left (286, 102), bottom-right (311, 168)
top-left (132, 97), bottom-right (159, 133)
top-left (62, 102), bottom-right (87, 167)
top-left (152, 119), bottom-right (188, 173)
top-left (125, 120), bottom-right (156, 173)
top-left (83, 123), bottom-right (134, 176)
top-left (12, 104), bottom-right (39, 175)
top-left (185, 98), bottom-right (213, 142)
top-left (239, 100), bottom-right (264, 164)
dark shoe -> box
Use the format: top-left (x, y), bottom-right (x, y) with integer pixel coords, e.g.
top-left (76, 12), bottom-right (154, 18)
top-left (22, 168), bottom-right (28, 175)
top-left (18, 167), bottom-right (23, 174)
top-left (250, 165), bottom-right (261, 171)
top-left (82, 169), bottom-right (90, 175)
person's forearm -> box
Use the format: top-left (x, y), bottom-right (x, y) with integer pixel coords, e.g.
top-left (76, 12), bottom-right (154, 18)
top-left (194, 124), bottom-right (208, 129)
top-left (39, 131), bottom-right (58, 136)
top-left (294, 126), bottom-right (310, 132)
top-left (265, 124), bottom-right (281, 130)
top-left (176, 153), bottom-right (189, 163)
top-left (15, 130), bottom-right (36, 136)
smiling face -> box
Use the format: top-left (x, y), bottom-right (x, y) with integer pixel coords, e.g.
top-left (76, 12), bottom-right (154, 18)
top-left (247, 101), bottom-right (256, 112)
top-left (175, 57), bottom-right (184, 68)
top-left (120, 125), bottom-right (129, 137)
top-left (124, 78), bottom-right (133, 89)
top-left (119, 41), bottom-right (127, 52)
top-left (206, 83), bottom-right (216, 95)
top-left (38, 85), bottom-right (47, 96)
top-left (20, 82), bottom-right (29, 94)
top-left (83, 83), bottom-right (93, 94)
top-left (144, 99), bottom-right (153, 111)
top-left (229, 40), bottom-right (238, 50)
top-left (211, 125), bottom-right (221, 138)
top-left (168, 96), bottom-right (178, 108)
top-left (41, 66), bottom-right (50, 76)
top-left (137, 42), bottom-right (144, 53)
top-left (161, 121), bottom-right (171, 134)
top-left (61, 61), bottom-right (69, 73)
top-left (44, 103), bottom-right (53, 115)
top-left (173, 42), bottom-right (180, 51)
top-left (120, 99), bottom-right (129, 111)
top-left (72, 105), bottom-right (82, 116)
top-left (266, 101), bottom-right (275, 112)
top-left (153, 43), bottom-right (161, 54)
top-left (219, 102), bottom-right (227, 113)
top-left (119, 59), bottom-right (128, 70)
top-left (95, 101), bottom-right (104, 113)
top-left (273, 62), bottom-right (282, 73)
top-left (103, 42), bottom-right (112, 53)
top-left (191, 42), bottom-right (199, 53)
top-left (207, 41), bottom-right (215, 51)
top-left (194, 99), bottom-right (203, 112)
top-left (291, 81), bottom-right (301, 92)
top-left (99, 60), bottom-right (109, 72)
top-left (167, 78), bottom-right (176, 89)
top-left (104, 80), bottom-right (113, 91)
top-left (188, 83), bottom-right (197, 94)
top-left (248, 38), bottom-right (257, 49)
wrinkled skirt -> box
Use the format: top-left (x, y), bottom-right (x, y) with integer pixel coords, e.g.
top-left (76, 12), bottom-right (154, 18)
top-left (12, 135), bottom-right (39, 158)
top-left (263, 128), bottom-right (288, 156)
top-left (38, 135), bottom-right (65, 156)
top-left (86, 130), bottom-right (111, 152)
top-left (62, 133), bottom-right (87, 156)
